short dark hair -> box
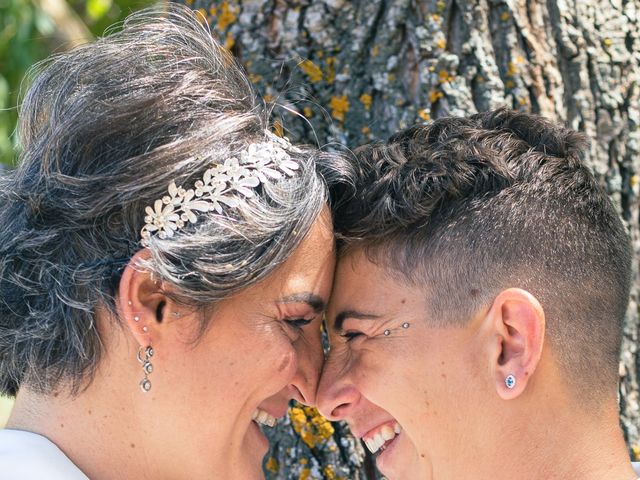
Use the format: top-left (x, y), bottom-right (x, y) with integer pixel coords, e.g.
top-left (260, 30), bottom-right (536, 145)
top-left (330, 108), bottom-right (632, 400)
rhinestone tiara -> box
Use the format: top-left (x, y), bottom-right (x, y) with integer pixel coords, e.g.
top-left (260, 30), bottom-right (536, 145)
top-left (140, 131), bottom-right (301, 246)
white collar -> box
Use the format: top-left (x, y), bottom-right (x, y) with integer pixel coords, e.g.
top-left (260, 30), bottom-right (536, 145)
top-left (0, 429), bottom-right (88, 479)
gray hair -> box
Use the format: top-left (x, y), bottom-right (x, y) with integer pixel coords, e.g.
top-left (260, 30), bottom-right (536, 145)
top-left (0, 5), bottom-right (332, 396)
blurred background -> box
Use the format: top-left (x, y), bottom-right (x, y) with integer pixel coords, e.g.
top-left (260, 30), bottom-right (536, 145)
top-left (0, 0), bottom-right (156, 167)
top-left (2, 1), bottom-right (639, 478)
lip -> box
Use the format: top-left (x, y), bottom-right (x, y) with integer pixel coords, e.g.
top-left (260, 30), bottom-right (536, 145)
top-left (256, 405), bottom-right (288, 422)
top-left (248, 418), bottom-right (269, 454)
top-left (375, 429), bottom-right (402, 472)
top-left (256, 399), bottom-right (289, 420)
top-left (351, 418), bottom-right (397, 440)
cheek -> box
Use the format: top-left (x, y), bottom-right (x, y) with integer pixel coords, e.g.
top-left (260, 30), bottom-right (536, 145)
top-left (259, 332), bottom-right (298, 387)
top-left (351, 345), bottom-right (400, 402)
top-left (275, 346), bottom-right (296, 379)
top-left (353, 344), bottom-right (425, 415)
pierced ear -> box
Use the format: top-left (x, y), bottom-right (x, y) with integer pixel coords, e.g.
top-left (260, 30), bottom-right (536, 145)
top-left (118, 250), bottom-right (170, 348)
top-left (486, 288), bottom-right (545, 400)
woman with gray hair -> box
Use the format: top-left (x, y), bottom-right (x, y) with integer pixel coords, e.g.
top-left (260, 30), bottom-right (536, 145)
top-left (0, 5), bottom-right (337, 479)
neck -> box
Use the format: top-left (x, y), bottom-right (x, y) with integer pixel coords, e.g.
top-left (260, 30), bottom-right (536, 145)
top-left (7, 362), bottom-right (244, 479)
top-left (431, 395), bottom-right (636, 480)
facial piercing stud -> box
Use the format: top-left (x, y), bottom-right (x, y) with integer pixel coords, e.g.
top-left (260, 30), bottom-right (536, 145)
top-left (172, 311), bottom-right (181, 318)
top-left (402, 322), bottom-right (410, 329)
top-left (142, 326), bottom-right (148, 333)
top-left (505, 374), bottom-right (516, 389)
top-left (383, 329), bottom-right (391, 336)
top-left (128, 301), bottom-right (132, 306)
top-left (133, 315), bottom-right (140, 322)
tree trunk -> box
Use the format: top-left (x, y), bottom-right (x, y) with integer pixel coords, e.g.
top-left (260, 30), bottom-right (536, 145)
top-left (186, 0), bottom-right (640, 477)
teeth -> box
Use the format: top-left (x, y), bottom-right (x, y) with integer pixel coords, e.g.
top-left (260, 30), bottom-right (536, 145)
top-left (252, 408), bottom-right (277, 427)
top-left (363, 422), bottom-right (402, 454)
top-left (381, 425), bottom-right (395, 441)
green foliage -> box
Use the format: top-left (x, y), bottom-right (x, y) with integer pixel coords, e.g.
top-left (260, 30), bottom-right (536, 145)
top-left (0, 0), bottom-right (156, 167)
top-left (68, 0), bottom-right (157, 38)
top-left (0, 0), bottom-right (53, 166)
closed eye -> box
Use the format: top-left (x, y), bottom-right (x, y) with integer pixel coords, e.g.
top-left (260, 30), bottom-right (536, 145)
top-left (286, 318), bottom-right (313, 329)
top-left (341, 331), bottom-right (363, 342)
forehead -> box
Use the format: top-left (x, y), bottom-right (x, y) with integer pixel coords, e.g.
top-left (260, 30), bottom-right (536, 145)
top-left (328, 249), bottom-right (425, 321)
top-left (256, 207), bottom-right (336, 297)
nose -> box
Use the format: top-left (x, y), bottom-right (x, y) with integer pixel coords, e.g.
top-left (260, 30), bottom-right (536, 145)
top-left (287, 332), bottom-right (325, 406)
top-left (316, 350), bottom-right (361, 421)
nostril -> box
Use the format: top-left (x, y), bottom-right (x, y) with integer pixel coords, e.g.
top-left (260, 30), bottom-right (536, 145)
top-left (290, 384), bottom-right (308, 405)
top-left (329, 401), bottom-right (352, 421)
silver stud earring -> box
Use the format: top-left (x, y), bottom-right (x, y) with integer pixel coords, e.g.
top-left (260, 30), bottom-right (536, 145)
top-left (128, 301), bottom-right (132, 306)
top-left (142, 325), bottom-right (148, 333)
top-left (383, 329), bottom-right (391, 336)
top-left (401, 322), bottom-right (410, 329)
top-left (137, 346), bottom-right (154, 392)
top-left (172, 311), bottom-right (181, 318)
top-left (133, 315), bottom-right (140, 322)
top-left (505, 374), bottom-right (516, 389)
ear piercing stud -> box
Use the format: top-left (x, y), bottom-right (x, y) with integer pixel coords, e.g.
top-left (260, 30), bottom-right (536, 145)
top-left (505, 374), bottom-right (516, 389)
top-left (133, 315), bottom-right (140, 322)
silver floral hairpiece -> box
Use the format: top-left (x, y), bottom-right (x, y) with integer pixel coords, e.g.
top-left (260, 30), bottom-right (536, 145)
top-left (140, 131), bottom-right (301, 246)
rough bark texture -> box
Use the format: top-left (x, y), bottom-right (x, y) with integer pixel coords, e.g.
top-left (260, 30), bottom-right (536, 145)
top-left (185, 0), bottom-right (640, 477)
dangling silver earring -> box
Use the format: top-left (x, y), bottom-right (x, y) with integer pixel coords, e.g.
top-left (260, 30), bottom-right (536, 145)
top-left (137, 346), bottom-right (154, 392)
top-left (505, 374), bottom-right (516, 389)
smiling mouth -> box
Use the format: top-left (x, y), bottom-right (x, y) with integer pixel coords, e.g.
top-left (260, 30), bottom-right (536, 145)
top-left (252, 408), bottom-right (277, 428)
top-left (362, 421), bottom-right (402, 454)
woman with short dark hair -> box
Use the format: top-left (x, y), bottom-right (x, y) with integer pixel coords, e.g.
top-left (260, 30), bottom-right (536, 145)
top-left (318, 109), bottom-right (640, 480)
top-left (0, 5), bottom-right (337, 479)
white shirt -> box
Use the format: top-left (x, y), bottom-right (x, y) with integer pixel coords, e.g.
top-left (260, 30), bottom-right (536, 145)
top-left (0, 427), bottom-right (638, 479)
top-left (0, 429), bottom-right (88, 479)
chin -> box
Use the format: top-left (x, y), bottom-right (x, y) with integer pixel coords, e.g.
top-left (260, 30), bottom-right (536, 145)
top-left (238, 421), bottom-right (269, 479)
top-left (376, 433), bottom-right (431, 480)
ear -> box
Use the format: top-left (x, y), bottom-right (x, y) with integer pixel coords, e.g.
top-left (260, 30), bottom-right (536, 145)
top-left (117, 250), bottom-right (178, 348)
top-left (486, 288), bottom-right (545, 400)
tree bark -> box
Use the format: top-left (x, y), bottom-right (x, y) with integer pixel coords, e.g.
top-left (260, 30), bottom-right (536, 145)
top-left (186, 0), bottom-right (640, 477)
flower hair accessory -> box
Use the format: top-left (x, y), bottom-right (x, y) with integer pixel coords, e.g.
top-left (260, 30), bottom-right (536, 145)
top-left (140, 131), bottom-right (301, 246)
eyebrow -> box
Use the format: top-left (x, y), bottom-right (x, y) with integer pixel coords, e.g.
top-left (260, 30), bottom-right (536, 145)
top-left (277, 293), bottom-right (326, 313)
top-left (333, 310), bottom-right (381, 332)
